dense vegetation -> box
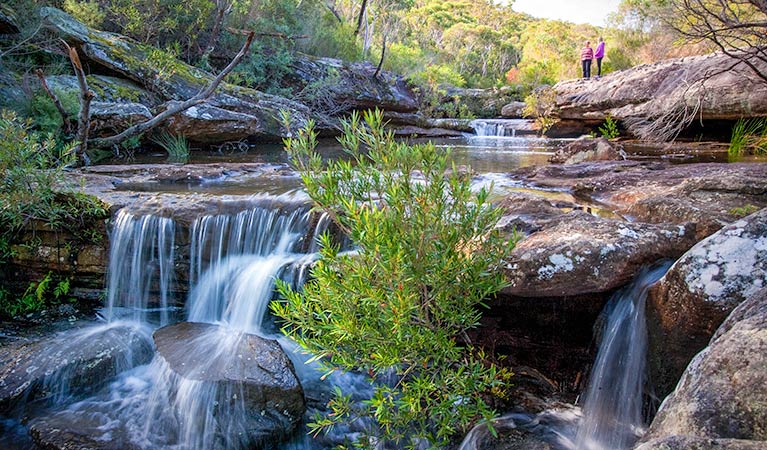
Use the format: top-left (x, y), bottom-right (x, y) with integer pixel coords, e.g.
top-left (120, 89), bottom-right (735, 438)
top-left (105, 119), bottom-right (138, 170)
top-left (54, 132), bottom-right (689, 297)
top-left (274, 110), bottom-right (515, 447)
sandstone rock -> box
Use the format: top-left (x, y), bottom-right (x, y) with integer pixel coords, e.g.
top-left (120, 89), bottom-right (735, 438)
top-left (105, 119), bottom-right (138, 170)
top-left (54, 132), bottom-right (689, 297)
top-left (646, 208), bottom-right (767, 398)
top-left (30, 412), bottom-right (140, 450)
top-left (635, 436), bottom-right (767, 450)
top-left (502, 211), bottom-right (697, 297)
top-left (441, 85), bottom-right (523, 118)
top-left (495, 191), bottom-right (570, 236)
top-left (285, 54), bottom-right (419, 114)
top-left (511, 161), bottom-right (767, 240)
top-left (554, 52), bottom-right (767, 139)
top-left (639, 287), bottom-right (767, 448)
top-left (153, 322), bottom-right (305, 447)
top-left (501, 101), bottom-right (527, 118)
top-left (549, 136), bottom-right (625, 164)
top-left (90, 101), bottom-right (153, 137)
top-left (40, 7), bottom-right (318, 142)
top-left (0, 323), bottom-right (153, 412)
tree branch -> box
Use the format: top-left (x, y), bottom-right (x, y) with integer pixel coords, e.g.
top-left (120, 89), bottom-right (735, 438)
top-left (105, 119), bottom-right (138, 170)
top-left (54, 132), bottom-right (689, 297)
top-left (35, 68), bottom-right (73, 134)
top-left (64, 42), bottom-right (94, 165)
top-left (88, 31), bottom-right (255, 150)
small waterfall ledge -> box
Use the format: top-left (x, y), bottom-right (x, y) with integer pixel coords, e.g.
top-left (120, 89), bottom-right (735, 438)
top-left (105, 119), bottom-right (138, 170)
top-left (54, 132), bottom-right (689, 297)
top-left (469, 118), bottom-right (540, 137)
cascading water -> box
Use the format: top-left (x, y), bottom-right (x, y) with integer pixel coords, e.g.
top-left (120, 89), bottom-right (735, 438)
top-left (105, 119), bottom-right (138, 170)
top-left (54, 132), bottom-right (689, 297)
top-left (469, 118), bottom-right (538, 137)
top-left (572, 261), bottom-right (672, 450)
top-left (5, 195), bottom-right (349, 450)
top-left (104, 209), bottom-right (177, 325)
top-left (458, 262), bottom-right (672, 450)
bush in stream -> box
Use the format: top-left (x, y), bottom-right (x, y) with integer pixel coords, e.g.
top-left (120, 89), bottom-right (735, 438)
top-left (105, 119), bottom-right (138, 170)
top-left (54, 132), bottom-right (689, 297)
top-left (273, 109), bottom-right (516, 448)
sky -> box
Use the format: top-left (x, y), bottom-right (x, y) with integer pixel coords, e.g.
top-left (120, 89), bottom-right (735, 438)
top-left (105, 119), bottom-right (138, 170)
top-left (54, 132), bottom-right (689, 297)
top-left (508, 0), bottom-right (622, 27)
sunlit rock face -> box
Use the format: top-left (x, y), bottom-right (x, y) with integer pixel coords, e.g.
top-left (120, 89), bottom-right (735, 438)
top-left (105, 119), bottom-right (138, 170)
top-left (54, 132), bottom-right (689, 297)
top-left (646, 208), bottom-right (767, 398)
top-left (552, 51), bottom-right (767, 138)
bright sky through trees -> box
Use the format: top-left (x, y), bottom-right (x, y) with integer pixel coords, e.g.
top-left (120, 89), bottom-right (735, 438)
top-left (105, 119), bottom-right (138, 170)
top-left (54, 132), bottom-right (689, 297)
top-left (510, 0), bottom-right (621, 26)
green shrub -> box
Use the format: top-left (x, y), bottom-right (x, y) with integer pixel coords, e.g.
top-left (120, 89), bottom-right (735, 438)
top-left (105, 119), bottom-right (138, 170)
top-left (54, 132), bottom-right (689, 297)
top-left (273, 110), bottom-right (515, 448)
top-left (729, 118), bottom-right (767, 156)
top-left (0, 272), bottom-right (74, 318)
top-left (522, 87), bottom-right (558, 135)
top-left (63, 0), bottom-right (105, 28)
top-left (152, 131), bottom-right (189, 164)
top-left (598, 115), bottom-right (621, 139)
top-left (0, 109), bottom-right (108, 235)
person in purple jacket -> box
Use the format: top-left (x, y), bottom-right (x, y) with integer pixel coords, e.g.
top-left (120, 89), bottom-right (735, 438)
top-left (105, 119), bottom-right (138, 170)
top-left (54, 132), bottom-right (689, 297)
top-left (594, 37), bottom-right (605, 78)
top-left (580, 41), bottom-right (594, 79)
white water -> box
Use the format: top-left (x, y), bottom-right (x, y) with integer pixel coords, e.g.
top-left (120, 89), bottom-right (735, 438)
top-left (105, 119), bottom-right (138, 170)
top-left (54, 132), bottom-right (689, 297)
top-left (469, 118), bottom-right (538, 137)
top-left (459, 262), bottom-right (672, 450)
top-left (12, 198), bottom-right (347, 450)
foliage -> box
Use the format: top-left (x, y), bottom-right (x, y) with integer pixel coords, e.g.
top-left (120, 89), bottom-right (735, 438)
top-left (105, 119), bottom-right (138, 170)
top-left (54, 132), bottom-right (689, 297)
top-left (0, 109), bottom-right (108, 236)
top-left (273, 110), bottom-right (515, 448)
top-left (62, 0), bottom-right (105, 28)
top-left (522, 87), bottom-right (559, 135)
top-left (729, 204), bottom-right (760, 218)
top-left (24, 89), bottom-right (80, 135)
top-left (0, 272), bottom-right (73, 318)
top-left (729, 118), bottom-right (767, 156)
top-left (599, 115), bottom-right (621, 139)
top-left (152, 131), bottom-right (189, 163)
top-left (227, 41), bottom-right (294, 96)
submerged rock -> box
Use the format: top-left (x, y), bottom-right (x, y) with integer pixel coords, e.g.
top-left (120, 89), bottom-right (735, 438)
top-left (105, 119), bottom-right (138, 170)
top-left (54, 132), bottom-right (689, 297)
top-left (0, 322), bottom-right (153, 412)
top-left (153, 322), bottom-right (305, 448)
top-left (638, 287), bottom-right (767, 449)
top-left (502, 211), bottom-right (696, 297)
top-left (646, 208), bottom-right (767, 398)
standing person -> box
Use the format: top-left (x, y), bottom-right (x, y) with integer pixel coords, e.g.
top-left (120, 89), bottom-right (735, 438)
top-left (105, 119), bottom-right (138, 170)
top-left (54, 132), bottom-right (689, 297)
top-left (594, 37), bottom-right (605, 78)
top-left (580, 41), bottom-right (594, 79)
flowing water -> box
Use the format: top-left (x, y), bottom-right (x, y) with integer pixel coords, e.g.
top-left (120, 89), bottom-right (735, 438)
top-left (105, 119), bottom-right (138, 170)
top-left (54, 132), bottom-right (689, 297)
top-left (1, 126), bottom-right (697, 449)
top-left (459, 262), bottom-right (672, 450)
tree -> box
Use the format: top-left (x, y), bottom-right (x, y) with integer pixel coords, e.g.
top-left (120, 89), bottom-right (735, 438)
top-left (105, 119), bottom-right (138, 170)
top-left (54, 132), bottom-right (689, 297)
top-left (273, 110), bottom-right (515, 448)
top-left (627, 0), bottom-right (767, 82)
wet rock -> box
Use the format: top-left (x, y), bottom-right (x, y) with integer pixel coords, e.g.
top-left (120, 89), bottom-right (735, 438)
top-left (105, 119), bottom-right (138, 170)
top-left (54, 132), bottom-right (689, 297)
top-left (40, 7), bottom-right (318, 142)
top-left (30, 412), bottom-right (140, 450)
top-left (495, 192), bottom-right (570, 236)
top-left (554, 52), bottom-right (767, 138)
top-left (646, 208), bottom-right (767, 398)
top-left (502, 211), bottom-right (696, 297)
top-left (153, 322), bottom-right (305, 447)
top-left (511, 161), bottom-right (767, 240)
top-left (639, 287), bottom-right (767, 448)
top-left (549, 136), bottom-right (625, 164)
top-left (0, 323), bottom-right (153, 412)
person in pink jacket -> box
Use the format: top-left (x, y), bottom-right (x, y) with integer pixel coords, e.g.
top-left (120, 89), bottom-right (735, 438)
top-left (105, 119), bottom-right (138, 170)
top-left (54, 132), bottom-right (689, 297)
top-left (594, 37), bottom-right (605, 78)
top-left (580, 41), bottom-right (594, 79)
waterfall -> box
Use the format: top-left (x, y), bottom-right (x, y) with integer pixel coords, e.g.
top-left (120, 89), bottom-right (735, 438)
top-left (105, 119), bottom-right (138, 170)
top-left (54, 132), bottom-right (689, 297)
top-left (469, 119), bottom-right (538, 137)
top-left (573, 261), bottom-right (672, 450)
top-left (458, 262), bottom-right (671, 450)
top-left (104, 209), bottom-right (176, 325)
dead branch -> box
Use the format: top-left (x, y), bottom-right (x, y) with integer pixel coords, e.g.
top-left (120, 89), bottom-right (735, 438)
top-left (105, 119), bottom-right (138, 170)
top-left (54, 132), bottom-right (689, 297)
top-left (35, 68), bottom-right (73, 134)
top-left (64, 42), bottom-right (94, 165)
top-left (87, 31), bottom-right (255, 152)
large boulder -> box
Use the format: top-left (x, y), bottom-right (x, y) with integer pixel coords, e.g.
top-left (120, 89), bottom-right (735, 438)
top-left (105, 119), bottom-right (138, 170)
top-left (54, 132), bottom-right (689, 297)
top-left (153, 322), bottom-right (305, 448)
top-left (554, 52), bottom-right (767, 139)
top-left (502, 211), bottom-right (697, 297)
top-left (646, 208), bottom-right (767, 398)
top-left (549, 136), bottom-right (625, 164)
top-left (636, 287), bottom-right (767, 449)
top-left (40, 7), bottom-right (318, 142)
top-left (0, 323), bottom-right (153, 412)
top-left (285, 54), bottom-right (419, 114)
